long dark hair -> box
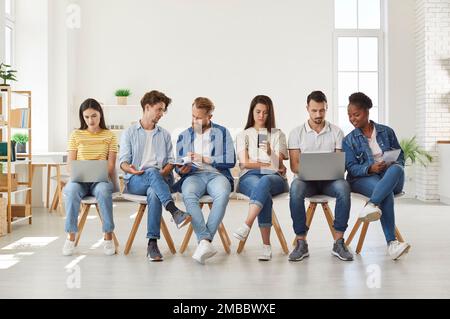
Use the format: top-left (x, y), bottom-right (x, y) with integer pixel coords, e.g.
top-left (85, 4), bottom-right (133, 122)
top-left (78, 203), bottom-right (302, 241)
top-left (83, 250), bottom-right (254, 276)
top-left (78, 98), bottom-right (108, 130)
top-left (244, 95), bottom-right (276, 132)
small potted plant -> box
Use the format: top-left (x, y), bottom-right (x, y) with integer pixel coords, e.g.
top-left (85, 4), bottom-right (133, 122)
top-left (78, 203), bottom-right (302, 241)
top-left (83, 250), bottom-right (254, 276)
top-left (400, 136), bottom-right (433, 196)
top-left (12, 133), bottom-right (28, 154)
top-left (115, 89), bottom-right (131, 105)
top-left (0, 63), bottom-right (17, 86)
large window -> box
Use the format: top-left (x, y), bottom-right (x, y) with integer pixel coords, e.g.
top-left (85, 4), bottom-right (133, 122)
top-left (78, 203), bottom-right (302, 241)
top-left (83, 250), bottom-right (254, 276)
top-left (4, 0), bottom-right (15, 66)
top-left (334, 0), bottom-right (384, 134)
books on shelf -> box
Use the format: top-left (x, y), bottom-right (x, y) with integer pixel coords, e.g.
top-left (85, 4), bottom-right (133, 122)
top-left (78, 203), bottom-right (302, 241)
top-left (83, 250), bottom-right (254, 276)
top-left (10, 108), bottom-right (30, 128)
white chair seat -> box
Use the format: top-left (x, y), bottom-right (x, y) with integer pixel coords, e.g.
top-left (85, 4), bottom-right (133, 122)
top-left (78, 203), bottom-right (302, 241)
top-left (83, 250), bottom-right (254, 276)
top-left (235, 192), bottom-right (289, 201)
top-left (81, 192), bottom-right (122, 204)
top-left (307, 195), bottom-right (335, 203)
top-left (351, 191), bottom-right (405, 202)
top-left (121, 192), bottom-right (177, 204)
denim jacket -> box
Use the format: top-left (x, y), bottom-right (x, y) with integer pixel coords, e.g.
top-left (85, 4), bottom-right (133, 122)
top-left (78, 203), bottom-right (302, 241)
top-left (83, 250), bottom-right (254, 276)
top-left (173, 122), bottom-right (236, 192)
top-left (342, 121), bottom-right (405, 181)
top-left (119, 122), bottom-right (175, 188)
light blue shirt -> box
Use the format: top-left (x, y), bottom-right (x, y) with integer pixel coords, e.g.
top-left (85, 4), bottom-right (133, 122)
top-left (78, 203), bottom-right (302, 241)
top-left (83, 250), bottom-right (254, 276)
top-left (119, 122), bottom-right (175, 181)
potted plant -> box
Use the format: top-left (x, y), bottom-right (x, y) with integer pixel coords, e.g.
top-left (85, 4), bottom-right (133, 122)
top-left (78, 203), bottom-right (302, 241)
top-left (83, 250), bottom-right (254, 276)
top-left (12, 133), bottom-right (28, 154)
top-left (0, 63), bottom-right (17, 86)
top-left (115, 89), bottom-right (131, 105)
top-left (400, 136), bottom-right (433, 196)
top-left (400, 136), bottom-right (433, 167)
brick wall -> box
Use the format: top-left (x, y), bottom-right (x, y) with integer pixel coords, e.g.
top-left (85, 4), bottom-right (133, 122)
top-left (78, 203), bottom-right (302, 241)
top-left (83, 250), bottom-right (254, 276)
top-left (415, 0), bottom-right (450, 201)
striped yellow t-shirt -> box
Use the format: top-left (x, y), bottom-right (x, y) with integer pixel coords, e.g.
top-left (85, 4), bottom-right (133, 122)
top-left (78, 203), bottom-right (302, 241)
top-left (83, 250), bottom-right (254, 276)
top-left (68, 129), bottom-right (118, 160)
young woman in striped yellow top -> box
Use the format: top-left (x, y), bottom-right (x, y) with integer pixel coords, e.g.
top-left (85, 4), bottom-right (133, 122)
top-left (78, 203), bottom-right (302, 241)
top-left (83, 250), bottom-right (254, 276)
top-left (62, 98), bottom-right (118, 256)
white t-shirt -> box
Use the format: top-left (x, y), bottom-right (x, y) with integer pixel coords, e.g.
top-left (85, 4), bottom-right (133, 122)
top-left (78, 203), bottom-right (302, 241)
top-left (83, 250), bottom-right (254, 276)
top-left (236, 128), bottom-right (288, 177)
top-left (140, 129), bottom-right (158, 170)
top-left (193, 129), bottom-right (219, 173)
top-left (288, 121), bottom-right (344, 153)
top-left (368, 127), bottom-right (383, 163)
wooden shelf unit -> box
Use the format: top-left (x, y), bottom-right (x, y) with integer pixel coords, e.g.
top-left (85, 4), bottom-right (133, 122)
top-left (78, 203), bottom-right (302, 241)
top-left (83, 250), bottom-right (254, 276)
top-left (0, 85), bottom-right (32, 233)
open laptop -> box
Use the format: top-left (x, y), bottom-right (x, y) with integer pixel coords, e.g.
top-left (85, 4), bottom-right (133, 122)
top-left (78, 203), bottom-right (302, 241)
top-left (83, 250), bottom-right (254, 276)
top-left (298, 152), bottom-right (345, 181)
top-left (70, 160), bottom-right (109, 183)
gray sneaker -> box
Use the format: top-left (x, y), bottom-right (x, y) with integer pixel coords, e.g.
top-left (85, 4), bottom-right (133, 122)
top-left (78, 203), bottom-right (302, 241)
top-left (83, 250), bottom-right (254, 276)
top-left (147, 241), bottom-right (163, 262)
top-left (172, 210), bottom-right (191, 229)
top-left (332, 238), bottom-right (354, 261)
top-left (289, 239), bottom-right (309, 261)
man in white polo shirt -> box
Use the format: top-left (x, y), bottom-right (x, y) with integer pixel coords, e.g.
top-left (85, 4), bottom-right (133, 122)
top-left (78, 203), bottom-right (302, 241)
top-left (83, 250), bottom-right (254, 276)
top-left (288, 91), bottom-right (353, 262)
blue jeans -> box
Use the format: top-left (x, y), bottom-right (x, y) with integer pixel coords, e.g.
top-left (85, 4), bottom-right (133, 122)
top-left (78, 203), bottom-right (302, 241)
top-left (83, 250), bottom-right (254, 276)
top-left (289, 178), bottom-right (351, 236)
top-left (181, 172), bottom-right (231, 242)
top-left (349, 164), bottom-right (405, 243)
top-left (238, 171), bottom-right (288, 228)
top-left (126, 168), bottom-right (174, 239)
top-left (64, 181), bottom-right (114, 233)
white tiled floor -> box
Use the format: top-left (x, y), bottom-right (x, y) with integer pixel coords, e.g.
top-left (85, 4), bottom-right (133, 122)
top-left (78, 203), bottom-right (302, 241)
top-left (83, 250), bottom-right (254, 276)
top-left (0, 198), bottom-right (449, 298)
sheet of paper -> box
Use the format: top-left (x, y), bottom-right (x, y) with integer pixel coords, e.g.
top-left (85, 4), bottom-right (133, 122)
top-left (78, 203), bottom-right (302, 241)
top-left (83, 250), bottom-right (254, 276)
top-left (383, 149), bottom-right (401, 163)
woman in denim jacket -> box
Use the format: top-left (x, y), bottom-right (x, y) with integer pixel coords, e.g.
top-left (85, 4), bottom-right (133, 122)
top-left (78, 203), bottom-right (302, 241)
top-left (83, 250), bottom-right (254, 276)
top-left (342, 92), bottom-right (410, 260)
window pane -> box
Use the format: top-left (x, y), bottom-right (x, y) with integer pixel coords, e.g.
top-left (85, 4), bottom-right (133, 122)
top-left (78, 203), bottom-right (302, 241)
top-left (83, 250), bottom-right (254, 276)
top-left (5, 26), bottom-right (13, 66)
top-left (5, 0), bottom-right (11, 16)
top-left (338, 107), bottom-right (355, 135)
top-left (338, 72), bottom-right (358, 106)
top-left (359, 72), bottom-right (379, 106)
top-left (358, 0), bottom-right (380, 29)
top-left (370, 107), bottom-right (379, 123)
top-left (335, 0), bottom-right (357, 29)
top-left (359, 37), bottom-right (378, 71)
top-left (338, 37), bottom-right (358, 71)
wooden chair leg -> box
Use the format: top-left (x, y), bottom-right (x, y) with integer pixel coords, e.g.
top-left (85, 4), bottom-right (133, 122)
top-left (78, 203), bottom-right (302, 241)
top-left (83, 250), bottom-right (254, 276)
top-left (75, 204), bottom-right (91, 246)
top-left (161, 218), bottom-right (176, 254)
top-left (272, 210), bottom-right (289, 254)
top-left (218, 223), bottom-right (231, 254)
top-left (124, 204), bottom-right (146, 255)
top-left (356, 221), bottom-right (370, 254)
top-left (179, 224), bottom-right (194, 254)
top-left (345, 219), bottom-right (362, 246)
top-left (293, 202), bottom-right (317, 246)
top-left (49, 187), bottom-right (59, 212)
top-left (46, 164), bottom-right (51, 208)
top-left (395, 227), bottom-right (404, 242)
top-left (322, 203), bottom-right (336, 238)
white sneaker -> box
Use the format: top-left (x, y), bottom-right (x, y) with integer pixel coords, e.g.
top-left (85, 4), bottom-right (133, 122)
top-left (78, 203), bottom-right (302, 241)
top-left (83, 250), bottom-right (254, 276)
top-left (62, 239), bottom-right (75, 256)
top-left (388, 240), bottom-right (411, 260)
top-left (233, 223), bottom-right (250, 241)
top-left (257, 245), bottom-right (272, 261)
top-left (358, 202), bottom-right (382, 222)
top-left (192, 240), bottom-right (217, 264)
top-left (103, 240), bottom-right (116, 256)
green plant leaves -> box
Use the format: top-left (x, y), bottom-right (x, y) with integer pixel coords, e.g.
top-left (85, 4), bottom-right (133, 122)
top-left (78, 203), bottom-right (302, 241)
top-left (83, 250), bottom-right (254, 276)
top-left (400, 136), bottom-right (433, 167)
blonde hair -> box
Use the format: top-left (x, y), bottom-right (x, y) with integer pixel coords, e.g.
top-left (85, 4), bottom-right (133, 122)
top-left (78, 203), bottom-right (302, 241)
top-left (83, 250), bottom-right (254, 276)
top-left (192, 97), bottom-right (215, 114)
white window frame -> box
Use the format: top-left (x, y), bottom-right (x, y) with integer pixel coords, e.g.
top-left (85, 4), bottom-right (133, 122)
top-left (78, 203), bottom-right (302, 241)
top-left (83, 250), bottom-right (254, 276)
top-left (4, 0), bottom-right (15, 66)
top-left (332, 0), bottom-right (386, 127)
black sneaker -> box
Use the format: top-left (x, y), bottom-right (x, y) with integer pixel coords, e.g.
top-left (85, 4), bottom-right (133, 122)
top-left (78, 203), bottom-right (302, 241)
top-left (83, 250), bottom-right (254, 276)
top-left (289, 239), bottom-right (309, 261)
top-left (332, 238), bottom-right (354, 261)
top-left (147, 241), bottom-right (163, 262)
top-left (172, 209), bottom-right (191, 229)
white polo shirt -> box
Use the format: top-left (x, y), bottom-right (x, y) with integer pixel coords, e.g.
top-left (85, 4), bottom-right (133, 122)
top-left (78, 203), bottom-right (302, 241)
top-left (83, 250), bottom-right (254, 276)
top-left (288, 121), bottom-right (344, 153)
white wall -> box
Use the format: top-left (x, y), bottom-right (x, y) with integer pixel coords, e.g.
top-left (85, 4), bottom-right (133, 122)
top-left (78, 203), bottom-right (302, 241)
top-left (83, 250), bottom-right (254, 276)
top-left (386, 0), bottom-right (417, 196)
top-left (14, 0), bottom-right (48, 152)
top-left (70, 0), bottom-right (335, 140)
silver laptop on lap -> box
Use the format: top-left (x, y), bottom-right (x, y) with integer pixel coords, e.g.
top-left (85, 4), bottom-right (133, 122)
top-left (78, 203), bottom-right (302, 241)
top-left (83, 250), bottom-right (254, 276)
top-left (70, 160), bottom-right (109, 183)
top-left (298, 152), bottom-right (345, 181)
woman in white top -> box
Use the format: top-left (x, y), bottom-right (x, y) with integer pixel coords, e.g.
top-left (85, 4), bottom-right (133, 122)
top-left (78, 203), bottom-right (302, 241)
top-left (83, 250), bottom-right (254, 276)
top-left (232, 95), bottom-right (289, 261)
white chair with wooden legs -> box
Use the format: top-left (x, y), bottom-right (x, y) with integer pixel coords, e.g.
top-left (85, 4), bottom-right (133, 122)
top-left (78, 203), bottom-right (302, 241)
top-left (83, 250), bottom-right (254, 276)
top-left (179, 195), bottom-right (232, 254)
top-left (49, 175), bottom-right (69, 213)
top-left (235, 192), bottom-right (290, 255)
top-left (292, 195), bottom-right (336, 246)
top-left (345, 192), bottom-right (406, 254)
top-left (74, 174), bottom-right (121, 254)
top-left (122, 193), bottom-right (177, 255)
